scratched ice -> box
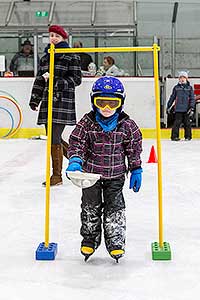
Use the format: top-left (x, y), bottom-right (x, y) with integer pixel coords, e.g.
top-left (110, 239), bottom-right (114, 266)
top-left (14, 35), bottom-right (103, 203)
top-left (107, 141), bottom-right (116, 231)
top-left (0, 138), bottom-right (200, 300)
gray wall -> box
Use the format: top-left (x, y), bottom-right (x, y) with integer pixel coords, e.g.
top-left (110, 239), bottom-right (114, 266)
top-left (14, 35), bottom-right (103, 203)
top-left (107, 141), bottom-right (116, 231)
top-left (1, 1), bottom-right (200, 77)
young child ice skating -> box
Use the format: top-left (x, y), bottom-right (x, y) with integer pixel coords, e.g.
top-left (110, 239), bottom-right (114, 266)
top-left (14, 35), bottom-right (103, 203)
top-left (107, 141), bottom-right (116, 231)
top-left (166, 71), bottom-right (195, 141)
top-left (66, 76), bottom-right (143, 262)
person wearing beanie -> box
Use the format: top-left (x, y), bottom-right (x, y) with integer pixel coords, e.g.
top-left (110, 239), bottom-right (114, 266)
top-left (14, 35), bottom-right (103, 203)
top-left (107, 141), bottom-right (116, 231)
top-left (29, 24), bottom-right (82, 186)
top-left (166, 71), bottom-right (195, 141)
top-left (48, 25), bottom-right (68, 39)
top-left (65, 76), bottom-right (142, 262)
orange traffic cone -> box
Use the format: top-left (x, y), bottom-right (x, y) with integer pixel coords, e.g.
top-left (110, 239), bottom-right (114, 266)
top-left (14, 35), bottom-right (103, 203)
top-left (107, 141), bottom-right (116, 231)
top-left (147, 145), bottom-right (158, 163)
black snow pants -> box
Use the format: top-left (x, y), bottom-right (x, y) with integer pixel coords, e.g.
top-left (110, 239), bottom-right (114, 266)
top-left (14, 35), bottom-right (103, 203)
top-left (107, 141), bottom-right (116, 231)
top-left (171, 112), bottom-right (192, 139)
top-left (80, 176), bottom-right (126, 253)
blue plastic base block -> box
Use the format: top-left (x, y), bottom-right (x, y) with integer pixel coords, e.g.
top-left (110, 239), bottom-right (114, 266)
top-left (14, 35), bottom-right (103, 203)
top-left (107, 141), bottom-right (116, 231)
top-left (36, 242), bottom-right (58, 260)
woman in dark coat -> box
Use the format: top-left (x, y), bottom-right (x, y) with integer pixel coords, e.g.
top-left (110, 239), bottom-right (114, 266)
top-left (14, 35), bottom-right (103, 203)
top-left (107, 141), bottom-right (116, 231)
top-left (29, 25), bottom-right (82, 186)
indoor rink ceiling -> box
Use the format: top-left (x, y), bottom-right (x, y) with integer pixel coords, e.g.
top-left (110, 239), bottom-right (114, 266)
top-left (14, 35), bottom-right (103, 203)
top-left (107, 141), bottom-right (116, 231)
top-left (0, 1), bottom-right (199, 38)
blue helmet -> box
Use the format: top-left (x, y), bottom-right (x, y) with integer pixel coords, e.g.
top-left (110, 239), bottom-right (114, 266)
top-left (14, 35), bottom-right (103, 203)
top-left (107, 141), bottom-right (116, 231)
top-left (91, 76), bottom-right (126, 108)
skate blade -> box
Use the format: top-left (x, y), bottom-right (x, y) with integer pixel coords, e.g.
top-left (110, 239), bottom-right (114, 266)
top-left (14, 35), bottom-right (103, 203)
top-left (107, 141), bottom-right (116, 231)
top-left (84, 254), bottom-right (91, 262)
top-left (115, 257), bottom-right (120, 263)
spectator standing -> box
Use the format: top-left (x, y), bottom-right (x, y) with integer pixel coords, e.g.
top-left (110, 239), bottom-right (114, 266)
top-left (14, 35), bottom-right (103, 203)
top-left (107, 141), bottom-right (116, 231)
top-left (166, 71), bottom-right (195, 141)
top-left (29, 25), bottom-right (82, 186)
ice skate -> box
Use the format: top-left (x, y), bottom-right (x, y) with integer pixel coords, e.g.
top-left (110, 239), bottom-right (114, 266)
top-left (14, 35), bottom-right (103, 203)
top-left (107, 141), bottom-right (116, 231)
top-left (171, 137), bottom-right (180, 141)
top-left (110, 249), bottom-right (124, 263)
top-left (81, 246), bottom-right (95, 262)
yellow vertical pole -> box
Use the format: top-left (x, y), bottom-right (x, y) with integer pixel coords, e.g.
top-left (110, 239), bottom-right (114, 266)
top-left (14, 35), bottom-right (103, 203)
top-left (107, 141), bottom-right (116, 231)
top-left (44, 43), bottom-right (55, 248)
top-left (153, 43), bottom-right (164, 248)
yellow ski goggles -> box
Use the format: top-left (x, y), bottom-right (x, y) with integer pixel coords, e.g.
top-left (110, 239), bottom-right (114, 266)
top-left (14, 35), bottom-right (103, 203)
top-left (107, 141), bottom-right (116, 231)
top-left (93, 96), bottom-right (122, 111)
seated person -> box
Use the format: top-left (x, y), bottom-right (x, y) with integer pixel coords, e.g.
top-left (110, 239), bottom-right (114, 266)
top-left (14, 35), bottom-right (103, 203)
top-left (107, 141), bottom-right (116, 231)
top-left (73, 41), bottom-right (93, 71)
top-left (96, 56), bottom-right (125, 77)
top-left (10, 39), bottom-right (35, 76)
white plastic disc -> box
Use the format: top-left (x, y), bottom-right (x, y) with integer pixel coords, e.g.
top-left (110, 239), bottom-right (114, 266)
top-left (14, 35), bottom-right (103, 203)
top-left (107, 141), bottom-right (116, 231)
top-left (67, 171), bottom-right (101, 188)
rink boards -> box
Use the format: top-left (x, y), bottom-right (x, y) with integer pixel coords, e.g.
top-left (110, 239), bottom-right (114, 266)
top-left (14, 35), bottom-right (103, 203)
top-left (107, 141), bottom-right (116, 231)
top-left (1, 76), bottom-right (200, 138)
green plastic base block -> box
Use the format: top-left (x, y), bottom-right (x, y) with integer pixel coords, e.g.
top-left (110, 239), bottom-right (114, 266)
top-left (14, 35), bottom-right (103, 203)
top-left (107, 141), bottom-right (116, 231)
top-left (151, 242), bottom-right (172, 260)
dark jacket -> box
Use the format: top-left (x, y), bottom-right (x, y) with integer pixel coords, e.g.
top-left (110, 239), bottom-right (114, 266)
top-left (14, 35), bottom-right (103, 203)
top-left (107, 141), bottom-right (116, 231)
top-left (68, 111), bottom-right (142, 179)
top-left (79, 53), bottom-right (93, 71)
top-left (29, 42), bottom-right (82, 125)
top-left (167, 81), bottom-right (195, 113)
top-left (10, 52), bottom-right (34, 74)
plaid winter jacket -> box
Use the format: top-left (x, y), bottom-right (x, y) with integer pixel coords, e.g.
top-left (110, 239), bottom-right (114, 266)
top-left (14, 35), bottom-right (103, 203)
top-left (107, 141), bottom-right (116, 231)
top-left (68, 111), bottom-right (142, 179)
top-left (29, 44), bottom-right (82, 125)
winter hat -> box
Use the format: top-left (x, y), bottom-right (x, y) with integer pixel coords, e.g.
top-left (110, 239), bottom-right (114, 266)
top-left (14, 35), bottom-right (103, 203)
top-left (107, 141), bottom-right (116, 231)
top-left (21, 39), bottom-right (32, 46)
top-left (178, 71), bottom-right (188, 78)
top-left (48, 25), bottom-right (68, 39)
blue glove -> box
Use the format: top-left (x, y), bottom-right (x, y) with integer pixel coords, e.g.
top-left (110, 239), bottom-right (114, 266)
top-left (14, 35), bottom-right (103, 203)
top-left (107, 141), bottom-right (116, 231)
top-left (129, 167), bottom-right (143, 192)
top-left (66, 157), bottom-right (83, 176)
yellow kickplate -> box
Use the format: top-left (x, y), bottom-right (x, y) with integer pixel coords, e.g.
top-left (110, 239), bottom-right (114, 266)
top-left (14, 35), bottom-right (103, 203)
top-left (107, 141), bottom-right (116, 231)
top-left (110, 249), bottom-right (124, 256)
top-left (81, 246), bottom-right (94, 255)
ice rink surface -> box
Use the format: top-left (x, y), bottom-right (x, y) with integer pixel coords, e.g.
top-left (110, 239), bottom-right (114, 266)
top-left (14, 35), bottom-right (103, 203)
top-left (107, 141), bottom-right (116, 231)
top-left (0, 138), bottom-right (200, 300)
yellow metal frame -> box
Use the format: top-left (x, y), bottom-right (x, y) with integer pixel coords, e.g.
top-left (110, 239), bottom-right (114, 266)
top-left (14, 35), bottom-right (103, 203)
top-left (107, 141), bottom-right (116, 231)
top-left (45, 43), bottom-right (54, 248)
top-left (3, 127), bottom-right (200, 139)
top-left (44, 43), bottom-right (164, 250)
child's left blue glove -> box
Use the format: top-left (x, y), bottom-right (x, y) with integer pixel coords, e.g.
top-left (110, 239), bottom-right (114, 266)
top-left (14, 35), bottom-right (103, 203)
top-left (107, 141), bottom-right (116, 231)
top-left (129, 167), bottom-right (143, 192)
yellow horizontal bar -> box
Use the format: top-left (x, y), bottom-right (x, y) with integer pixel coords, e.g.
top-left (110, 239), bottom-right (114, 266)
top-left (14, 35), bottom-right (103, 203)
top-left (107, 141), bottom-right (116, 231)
top-left (3, 128), bottom-right (200, 139)
top-left (50, 46), bottom-right (160, 54)
top-left (141, 128), bottom-right (200, 139)
top-left (0, 128), bottom-right (46, 139)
